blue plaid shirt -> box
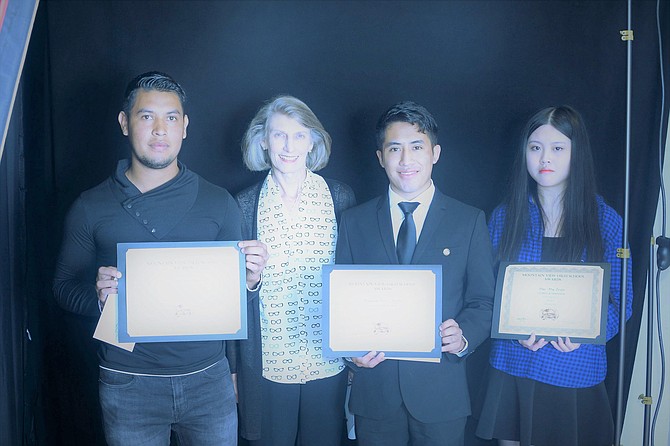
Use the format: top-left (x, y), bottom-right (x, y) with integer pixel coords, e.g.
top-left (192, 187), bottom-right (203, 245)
top-left (488, 195), bottom-right (633, 388)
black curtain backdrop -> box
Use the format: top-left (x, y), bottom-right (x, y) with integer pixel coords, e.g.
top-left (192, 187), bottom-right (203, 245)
top-left (2, 0), bottom-right (666, 445)
top-left (1, 86), bottom-right (27, 446)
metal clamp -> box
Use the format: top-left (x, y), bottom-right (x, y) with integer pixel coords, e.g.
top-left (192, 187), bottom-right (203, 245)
top-left (620, 30), bottom-right (634, 41)
top-left (638, 394), bottom-right (652, 405)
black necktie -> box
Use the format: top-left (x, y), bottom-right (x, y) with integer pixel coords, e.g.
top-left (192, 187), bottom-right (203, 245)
top-left (397, 201), bottom-right (419, 264)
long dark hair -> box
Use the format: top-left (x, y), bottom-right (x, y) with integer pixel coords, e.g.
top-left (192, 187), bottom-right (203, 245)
top-left (498, 105), bottom-right (603, 262)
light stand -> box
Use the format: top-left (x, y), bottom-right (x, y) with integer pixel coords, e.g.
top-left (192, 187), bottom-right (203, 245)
top-left (627, 0), bottom-right (669, 444)
top-left (614, 0), bottom-right (633, 444)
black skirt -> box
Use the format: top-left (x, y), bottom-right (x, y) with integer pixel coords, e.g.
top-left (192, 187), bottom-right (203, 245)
top-left (475, 368), bottom-right (614, 446)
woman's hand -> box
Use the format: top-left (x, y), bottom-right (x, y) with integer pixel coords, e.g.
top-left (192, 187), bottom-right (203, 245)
top-left (550, 336), bottom-right (581, 352)
top-left (238, 240), bottom-right (269, 289)
top-left (518, 332), bottom-right (548, 351)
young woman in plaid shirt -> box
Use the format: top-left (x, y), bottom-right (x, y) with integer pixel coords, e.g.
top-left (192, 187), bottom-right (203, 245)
top-left (476, 105), bottom-right (633, 446)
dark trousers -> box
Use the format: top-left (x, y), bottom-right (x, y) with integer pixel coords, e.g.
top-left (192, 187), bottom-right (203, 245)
top-left (250, 371), bottom-right (348, 446)
top-left (355, 403), bottom-right (466, 446)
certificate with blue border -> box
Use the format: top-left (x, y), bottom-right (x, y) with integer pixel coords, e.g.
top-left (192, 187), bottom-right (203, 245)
top-left (322, 265), bottom-right (442, 358)
top-left (117, 241), bottom-right (247, 343)
top-left (492, 262), bottom-right (610, 344)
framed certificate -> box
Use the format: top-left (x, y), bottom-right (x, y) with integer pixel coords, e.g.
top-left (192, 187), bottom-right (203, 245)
top-left (492, 262), bottom-right (611, 344)
top-left (322, 265), bottom-right (442, 358)
top-left (117, 241), bottom-right (247, 343)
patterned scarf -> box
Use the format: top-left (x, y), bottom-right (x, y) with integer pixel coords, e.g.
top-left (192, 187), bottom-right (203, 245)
top-left (257, 170), bottom-right (344, 383)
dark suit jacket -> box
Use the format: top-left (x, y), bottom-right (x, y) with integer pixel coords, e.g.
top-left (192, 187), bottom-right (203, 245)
top-left (335, 188), bottom-right (495, 423)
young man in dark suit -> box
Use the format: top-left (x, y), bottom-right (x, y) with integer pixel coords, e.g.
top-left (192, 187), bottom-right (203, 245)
top-left (336, 101), bottom-right (495, 446)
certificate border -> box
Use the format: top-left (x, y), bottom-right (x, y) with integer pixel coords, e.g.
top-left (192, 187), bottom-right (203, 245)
top-left (491, 262), bottom-right (611, 345)
top-left (321, 264), bottom-right (443, 358)
top-left (117, 241), bottom-right (247, 343)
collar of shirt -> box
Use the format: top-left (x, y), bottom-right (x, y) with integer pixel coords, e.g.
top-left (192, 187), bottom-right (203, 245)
top-left (388, 181), bottom-right (435, 243)
top-left (111, 159), bottom-right (198, 239)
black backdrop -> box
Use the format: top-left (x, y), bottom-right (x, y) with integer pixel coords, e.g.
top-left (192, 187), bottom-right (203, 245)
top-left (2, 0), bottom-right (667, 445)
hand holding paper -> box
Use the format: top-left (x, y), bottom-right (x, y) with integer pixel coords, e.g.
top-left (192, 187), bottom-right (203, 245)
top-left (518, 333), bottom-right (580, 352)
top-left (238, 240), bottom-right (268, 289)
top-left (96, 265), bottom-right (122, 310)
top-left (351, 351), bottom-right (386, 368)
top-left (518, 332), bottom-right (548, 351)
top-left (439, 319), bottom-right (465, 354)
top-left (550, 336), bottom-right (581, 352)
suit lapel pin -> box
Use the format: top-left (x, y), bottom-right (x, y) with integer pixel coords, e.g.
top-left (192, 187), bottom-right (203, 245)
top-left (443, 248), bottom-right (451, 256)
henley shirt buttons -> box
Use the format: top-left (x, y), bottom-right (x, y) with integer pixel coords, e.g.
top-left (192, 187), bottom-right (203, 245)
top-left (143, 219), bottom-right (148, 225)
top-left (151, 228), bottom-right (156, 233)
top-left (135, 211), bottom-right (140, 217)
top-left (126, 204), bottom-right (132, 209)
